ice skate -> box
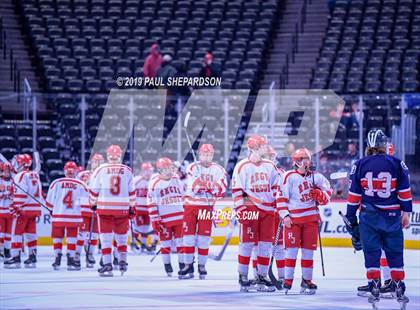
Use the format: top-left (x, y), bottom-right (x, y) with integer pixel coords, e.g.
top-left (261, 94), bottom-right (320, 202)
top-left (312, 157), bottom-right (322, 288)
top-left (113, 255), bottom-right (119, 267)
top-left (392, 280), bottom-right (409, 310)
top-left (74, 253), bottom-right (81, 270)
top-left (4, 255), bottom-right (21, 269)
top-left (178, 262), bottom-right (185, 276)
top-left (379, 279), bottom-right (394, 299)
top-left (178, 263), bottom-right (194, 279)
top-left (300, 278), bottom-right (317, 295)
top-left (357, 283), bottom-right (370, 297)
top-left (119, 261), bottom-right (128, 276)
top-left (98, 263), bottom-right (113, 277)
top-left (238, 274), bottom-right (251, 292)
top-left (368, 279), bottom-right (381, 310)
top-left (4, 248), bottom-right (11, 259)
top-left (67, 256), bottom-right (81, 271)
top-left (52, 253), bottom-right (62, 270)
top-left (164, 263), bottom-right (173, 277)
top-left (23, 251), bottom-right (37, 268)
top-left (197, 264), bottom-right (207, 280)
top-left (283, 279), bottom-right (293, 294)
top-left (86, 254), bottom-right (95, 268)
top-left (256, 274), bottom-right (276, 292)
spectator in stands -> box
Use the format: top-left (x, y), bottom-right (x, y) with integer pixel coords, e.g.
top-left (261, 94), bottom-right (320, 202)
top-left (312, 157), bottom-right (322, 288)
top-left (345, 142), bottom-right (359, 161)
top-left (199, 52), bottom-right (220, 79)
top-left (143, 43), bottom-right (162, 78)
top-left (156, 54), bottom-right (177, 85)
top-left (278, 142), bottom-right (295, 170)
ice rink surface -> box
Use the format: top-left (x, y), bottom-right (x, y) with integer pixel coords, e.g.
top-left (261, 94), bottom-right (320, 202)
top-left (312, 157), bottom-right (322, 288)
top-left (1, 246), bottom-right (419, 310)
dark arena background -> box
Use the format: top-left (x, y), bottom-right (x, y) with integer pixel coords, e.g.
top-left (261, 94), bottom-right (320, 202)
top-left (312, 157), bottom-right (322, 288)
top-left (0, 0), bottom-right (419, 309)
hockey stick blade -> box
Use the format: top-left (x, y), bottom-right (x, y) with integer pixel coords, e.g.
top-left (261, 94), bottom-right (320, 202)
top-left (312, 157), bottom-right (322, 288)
top-left (330, 171), bottom-right (348, 180)
top-left (183, 111), bottom-right (191, 128)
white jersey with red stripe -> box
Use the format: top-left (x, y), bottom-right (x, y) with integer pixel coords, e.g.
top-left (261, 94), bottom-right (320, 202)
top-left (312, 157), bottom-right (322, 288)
top-left (147, 174), bottom-right (184, 226)
top-left (276, 170), bottom-right (332, 223)
top-left (89, 163), bottom-right (135, 216)
top-left (46, 177), bottom-right (87, 225)
top-left (76, 170), bottom-right (92, 217)
top-left (184, 161), bottom-right (228, 207)
top-left (13, 170), bottom-right (43, 217)
top-left (232, 158), bottom-right (280, 212)
top-left (0, 178), bottom-right (13, 216)
top-left (134, 175), bottom-right (149, 215)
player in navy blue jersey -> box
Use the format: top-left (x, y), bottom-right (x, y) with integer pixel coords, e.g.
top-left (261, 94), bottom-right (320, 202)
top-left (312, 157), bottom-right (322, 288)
top-left (344, 129), bottom-right (412, 308)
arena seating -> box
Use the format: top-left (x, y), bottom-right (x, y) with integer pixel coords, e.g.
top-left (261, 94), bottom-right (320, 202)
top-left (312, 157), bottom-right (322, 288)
top-left (18, 0), bottom-right (281, 93)
top-left (311, 0), bottom-right (420, 94)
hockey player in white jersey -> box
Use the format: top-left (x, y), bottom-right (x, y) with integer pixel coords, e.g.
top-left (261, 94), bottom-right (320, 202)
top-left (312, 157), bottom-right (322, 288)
top-left (180, 144), bottom-right (227, 279)
top-left (276, 148), bottom-right (332, 294)
top-left (46, 161), bottom-right (87, 270)
top-left (133, 162), bottom-right (157, 253)
top-left (0, 163), bottom-right (14, 261)
top-left (76, 153), bottom-right (104, 268)
top-left (232, 135), bottom-right (280, 292)
top-left (148, 157), bottom-right (185, 277)
top-left (5, 154), bottom-right (42, 269)
top-left (89, 145), bottom-right (136, 276)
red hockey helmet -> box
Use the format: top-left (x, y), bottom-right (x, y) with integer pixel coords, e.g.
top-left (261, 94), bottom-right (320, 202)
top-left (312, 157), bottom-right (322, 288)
top-left (247, 135), bottom-right (267, 150)
top-left (0, 162), bottom-right (11, 173)
top-left (92, 153), bottom-right (104, 162)
top-left (78, 170), bottom-right (91, 182)
top-left (141, 162), bottom-right (153, 171)
top-left (64, 161), bottom-right (78, 177)
top-left (16, 154), bottom-right (32, 168)
top-left (386, 143), bottom-right (395, 156)
top-left (107, 145), bottom-right (122, 161)
top-left (292, 148), bottom-right (312, 167)
top-left (198, 143), bottom-right (214, 154)
top-left (156, 157), bottom-right (173, 170)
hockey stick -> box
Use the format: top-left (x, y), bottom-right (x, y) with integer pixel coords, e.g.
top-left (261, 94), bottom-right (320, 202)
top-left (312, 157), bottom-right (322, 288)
top-left (183, 111), bottom-right (217, 228)
top-left (312, 170), bottom-right (326, 277)
top-left (86, 210), bottom-right (96, 256)
top-left (209, 218), bottom-right (237, 261)
top-left (0, 153), bottom-right (51, 214)
top-left (330, 171), bottom-right (348, 180)
top-left (268, 218), bottom-right (284, 290)
top-left (150, 248), bottom-right (161, 262)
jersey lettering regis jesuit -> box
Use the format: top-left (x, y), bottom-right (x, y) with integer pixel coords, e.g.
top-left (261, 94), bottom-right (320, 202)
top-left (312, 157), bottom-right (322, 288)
top-left (13, 170), bottom-right (42, 217)
top-left (184, 162), bottom-right (228, 207)
top-left (147, 175), bottom-right (184, 226)
top-left (46, 177), bottom-right (88, 226)
top-left (89, 163), bottom-right (135, 216)
top-left (134, 176), bottom-right (149, 215)
top-left (346, 154), bottom-right (412, 218)
top-left (277, 170), bottom-right (332, 223)
top-left (232, 158), bottom-right (280, 212)
top-left (0, 178), bottom-right (13, 216)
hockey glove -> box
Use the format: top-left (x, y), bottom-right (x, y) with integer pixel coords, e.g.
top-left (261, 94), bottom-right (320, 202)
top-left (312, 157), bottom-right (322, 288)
top-left (309, 188), bottom-right (328, 205)
top-left (128, 207), bottom-right (136, 219)
top-left (152, 218), bottom-right (163, 233)
top-left (91, 205), bottom-right (97, 211)
top-left (344, 220), bottom-right (362, 251)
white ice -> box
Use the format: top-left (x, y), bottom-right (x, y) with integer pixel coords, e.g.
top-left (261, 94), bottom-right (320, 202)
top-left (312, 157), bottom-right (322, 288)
top-left (1, 246), bottom-right (419, 310)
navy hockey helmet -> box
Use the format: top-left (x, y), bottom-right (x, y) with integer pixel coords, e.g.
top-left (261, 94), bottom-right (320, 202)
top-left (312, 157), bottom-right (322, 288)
top-left (367, 129), bottom-right (388, 148)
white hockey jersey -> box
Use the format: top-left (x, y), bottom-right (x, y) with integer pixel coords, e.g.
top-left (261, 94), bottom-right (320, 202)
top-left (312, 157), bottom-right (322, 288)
top-left (147, 175), bottom-right (184, 226)
top-left (232, 158), bottom-right (280, 212)
top-left (13, 170), bottom-right (42, 217)
top-left (276, 170), bottom-right (332, 224)
top-left (0, 178), bottom-right (13, 217)
top-left (134, 175), bottom-right (149, 215)
top-left (77, 170), bottom-right (92, 217)
top-left (46, 177), bottom-right (87, 226)
top-left (89, 163), bottom-right (135, 216)
top-left (184, 162), bottom-right (228, 207)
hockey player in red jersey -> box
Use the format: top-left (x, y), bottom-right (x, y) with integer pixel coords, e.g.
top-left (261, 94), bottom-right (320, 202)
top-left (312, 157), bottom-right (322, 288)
top-left (276, 148), bottom-right (332, 294)
top-left (133, 162), bottom-right (158, 253)
top-left (0, 163), bottom-right (14, 261)
top-left (147, 157), bottom-right (185, 277)
top-left (180, 144), bottom-right (227, 279)
top-left (46, 161), bottom-right (87, 270)
top-left (89, 145), bottom-right (136, 276)
top-left (232, 135), bottom-right (280, 292)
top-left (5, 154), bottom-right (43, 269)
top-left (76, 153), bottom-right (103, 268)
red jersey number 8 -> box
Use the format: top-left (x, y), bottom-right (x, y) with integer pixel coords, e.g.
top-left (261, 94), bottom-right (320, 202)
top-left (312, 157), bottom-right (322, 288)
top-left (110, 176), bottom-right (121, 196)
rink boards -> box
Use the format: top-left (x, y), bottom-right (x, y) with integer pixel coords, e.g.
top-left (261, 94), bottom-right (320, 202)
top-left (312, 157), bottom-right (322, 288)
top-left (35, 200), bottom-right (420, 249)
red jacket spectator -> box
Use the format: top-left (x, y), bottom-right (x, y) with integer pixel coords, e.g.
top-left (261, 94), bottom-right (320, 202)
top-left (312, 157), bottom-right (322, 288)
top-left (143, 43), bottom-right (163, 78)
